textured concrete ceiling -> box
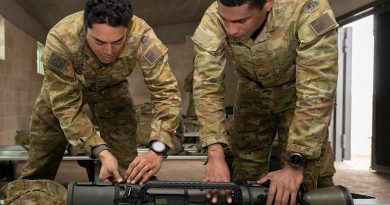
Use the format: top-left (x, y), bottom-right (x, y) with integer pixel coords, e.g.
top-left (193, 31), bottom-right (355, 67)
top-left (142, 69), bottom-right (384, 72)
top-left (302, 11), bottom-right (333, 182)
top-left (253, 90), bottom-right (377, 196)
top-left (14, 0), bottom-right (376, 31)
top-left (15, 0), bottom-right (214, 30)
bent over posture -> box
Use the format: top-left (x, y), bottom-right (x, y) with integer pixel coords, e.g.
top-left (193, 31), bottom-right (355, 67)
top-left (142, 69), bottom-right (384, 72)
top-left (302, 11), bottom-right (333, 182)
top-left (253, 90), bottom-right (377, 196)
top-left (21, 0), bottom-right (181, 184)
top-left (192, 0), bottom-right (338, 204)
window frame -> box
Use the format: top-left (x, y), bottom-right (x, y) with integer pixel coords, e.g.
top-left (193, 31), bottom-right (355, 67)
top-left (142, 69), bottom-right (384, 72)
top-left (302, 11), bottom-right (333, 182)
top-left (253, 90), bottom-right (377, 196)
top-left (36, 41), bottom-right (44, 75)
top-left (0, 15), bottom-right (5, 61)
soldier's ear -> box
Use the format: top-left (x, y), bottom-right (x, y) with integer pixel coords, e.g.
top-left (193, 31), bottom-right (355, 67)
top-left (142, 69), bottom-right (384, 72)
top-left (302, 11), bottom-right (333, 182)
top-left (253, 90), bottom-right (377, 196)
top-left (264, 0), bottom-right (273, 12)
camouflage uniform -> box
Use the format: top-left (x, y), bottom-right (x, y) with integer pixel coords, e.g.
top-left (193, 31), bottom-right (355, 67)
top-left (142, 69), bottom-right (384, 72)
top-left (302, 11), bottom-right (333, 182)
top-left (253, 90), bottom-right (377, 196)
top-left (0, 179), bottom-right (67, 205)
top-left (317, 141), bottom-right (336, 187)
top-left (135, 102), bottom-right (154, 146)
top-left (183, 69), bottom-right (197, 119)
top-left (135, 102), bottom-right (183, 154)
top-left (192, 0), bottom-right (338, 189)
top-left (21, 12), bottom-right (181, 179)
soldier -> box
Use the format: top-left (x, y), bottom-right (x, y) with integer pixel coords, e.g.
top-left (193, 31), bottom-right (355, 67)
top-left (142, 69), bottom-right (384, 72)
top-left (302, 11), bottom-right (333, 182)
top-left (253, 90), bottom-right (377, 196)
top-left (21, 0), bottom-right (181, 184)
top-left (183, 69), bottom-right (197, 119)
top-left (191, 0), bottom-right (338, 204)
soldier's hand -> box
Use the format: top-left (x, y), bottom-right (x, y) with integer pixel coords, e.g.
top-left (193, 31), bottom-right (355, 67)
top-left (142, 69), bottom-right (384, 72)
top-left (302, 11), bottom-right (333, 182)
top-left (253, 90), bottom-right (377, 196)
top-left (125, 150), bottom-right (164, 184)
top-left (257, 163), bottom-right (304, 205)
top-left (97, 150), bottom-right (124, 183)
top-left (204, 144), bottom-right (232, 204)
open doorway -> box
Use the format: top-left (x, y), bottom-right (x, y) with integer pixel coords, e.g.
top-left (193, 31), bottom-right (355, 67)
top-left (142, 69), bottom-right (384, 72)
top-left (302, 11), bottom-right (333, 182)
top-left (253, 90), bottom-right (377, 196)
top-left (341, 15), bottom-right (374, 168)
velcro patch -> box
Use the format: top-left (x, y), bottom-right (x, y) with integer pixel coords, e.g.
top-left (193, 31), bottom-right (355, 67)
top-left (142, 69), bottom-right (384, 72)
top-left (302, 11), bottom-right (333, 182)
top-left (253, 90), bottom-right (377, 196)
top-left (48, 53), bottom-right (68, 72)
top-left (144, 45), bottom-right (163, 65)
top-left (141, 34), bottom-right (150, 46)
top-left (309, 12), bottom-right (337, 36)
top-left (193, 27), bottom-right (213, 48)
top-left (192, 26), bottom-right (223, 53)
top-left (303, 0), bottom-right (320, 13)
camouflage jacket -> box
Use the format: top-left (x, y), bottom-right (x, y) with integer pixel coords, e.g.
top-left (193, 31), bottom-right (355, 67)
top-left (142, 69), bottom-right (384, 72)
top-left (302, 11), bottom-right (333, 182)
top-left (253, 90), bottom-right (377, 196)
top-left (192, 0), bottom-right (338, 159)
top-left (40, 12), bottom-right (181, 153)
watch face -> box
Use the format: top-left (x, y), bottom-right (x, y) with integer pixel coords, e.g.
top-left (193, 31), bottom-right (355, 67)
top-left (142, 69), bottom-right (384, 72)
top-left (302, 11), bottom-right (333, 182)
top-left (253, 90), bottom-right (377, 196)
top-left (152, 141), bottom-right (166, 153)
top-left (289, 153), bottom-right (303, 167)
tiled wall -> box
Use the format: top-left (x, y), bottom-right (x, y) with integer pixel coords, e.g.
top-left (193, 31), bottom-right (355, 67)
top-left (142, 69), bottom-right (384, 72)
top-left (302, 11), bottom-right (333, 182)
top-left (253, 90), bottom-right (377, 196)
top-left (0, 19), bottom-right (43, 145)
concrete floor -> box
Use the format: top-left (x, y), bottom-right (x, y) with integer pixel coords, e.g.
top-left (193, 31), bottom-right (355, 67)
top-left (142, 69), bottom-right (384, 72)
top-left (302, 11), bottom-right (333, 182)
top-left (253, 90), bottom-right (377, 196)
top-left (333, 157), bottom-right (390, 200)
top-left (2, 157), bottom-right (390, 201)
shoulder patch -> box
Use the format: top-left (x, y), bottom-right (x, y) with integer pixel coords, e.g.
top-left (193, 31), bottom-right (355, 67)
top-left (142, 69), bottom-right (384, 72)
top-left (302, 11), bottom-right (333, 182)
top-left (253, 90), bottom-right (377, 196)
top-left (141, 34), bottom-right (150, 46)
top-left (303, 0), bottom-right (320, 13)
top-left (309, 12), bottom-right (337, 36)
top-left (193, 27), bottom-right (214, 48)
top-left (192, 26), bottom-right (223, 53)
top-left (144, 45), bottom-right (163, 65)
top-left (48, 52), bottom-right (68, 72)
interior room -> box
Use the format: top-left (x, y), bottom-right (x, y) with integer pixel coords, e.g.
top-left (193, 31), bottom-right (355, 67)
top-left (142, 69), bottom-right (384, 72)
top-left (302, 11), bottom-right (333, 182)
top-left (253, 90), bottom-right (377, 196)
top-left (0, 0), bottom-right (389, 204)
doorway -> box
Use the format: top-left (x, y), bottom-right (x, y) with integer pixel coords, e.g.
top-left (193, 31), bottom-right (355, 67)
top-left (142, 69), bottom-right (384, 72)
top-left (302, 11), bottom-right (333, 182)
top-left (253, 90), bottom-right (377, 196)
top-left (333, 15), bottom-right (374, 167)
top-left (346, 16), bottom-right (374, 164)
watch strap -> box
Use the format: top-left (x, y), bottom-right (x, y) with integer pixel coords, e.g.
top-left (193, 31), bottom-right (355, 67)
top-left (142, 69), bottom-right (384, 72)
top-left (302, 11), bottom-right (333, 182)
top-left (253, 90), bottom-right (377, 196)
top-left (149, 140), bottom-right (169, 158)
top-left (286, 152), bottom-right (307, 167)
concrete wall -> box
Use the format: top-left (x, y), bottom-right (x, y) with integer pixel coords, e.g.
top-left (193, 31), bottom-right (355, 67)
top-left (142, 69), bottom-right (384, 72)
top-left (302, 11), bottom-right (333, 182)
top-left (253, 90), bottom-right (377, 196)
top-left (154, 21), bottom-right (200, 44)
top-left (128, 37), bottom-right (237, 114)
top-left (129, 24), bottom-right (237, 114)
top-left (0, 0), bottom-right (47, 43)
top-left (0, 19), bottom-right (43, 145)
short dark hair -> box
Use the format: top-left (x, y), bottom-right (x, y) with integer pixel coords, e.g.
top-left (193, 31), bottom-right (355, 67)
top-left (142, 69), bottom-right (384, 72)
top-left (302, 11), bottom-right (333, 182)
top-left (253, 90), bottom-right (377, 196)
top-left (217, 0), bottom-right (266, 9)
top-left (84, 0), bottom-right (133, 28)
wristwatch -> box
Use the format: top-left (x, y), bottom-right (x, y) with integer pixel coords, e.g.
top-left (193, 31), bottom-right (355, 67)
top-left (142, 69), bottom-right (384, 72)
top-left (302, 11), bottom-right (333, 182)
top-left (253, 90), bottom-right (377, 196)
top-left (149, 140), bottom-right (169, 158)
top-left (287, 152), bottom-right (306, 167)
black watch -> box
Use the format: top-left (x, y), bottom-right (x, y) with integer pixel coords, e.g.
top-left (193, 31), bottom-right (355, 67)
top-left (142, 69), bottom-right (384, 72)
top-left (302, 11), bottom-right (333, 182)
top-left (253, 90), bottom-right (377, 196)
top-left (287, 152), bottom-right (306, 167)
top-left (149, 140), bottom-right (169, 158)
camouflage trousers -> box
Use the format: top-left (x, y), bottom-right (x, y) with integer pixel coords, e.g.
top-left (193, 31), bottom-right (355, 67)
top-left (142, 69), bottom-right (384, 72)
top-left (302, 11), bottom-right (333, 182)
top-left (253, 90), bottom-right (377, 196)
top-left (230, 75), bottom-right (335, 190)
top-left (317, 141), bottom-right (336, 187)
top-left (21, 80), bottom-right (138, 179)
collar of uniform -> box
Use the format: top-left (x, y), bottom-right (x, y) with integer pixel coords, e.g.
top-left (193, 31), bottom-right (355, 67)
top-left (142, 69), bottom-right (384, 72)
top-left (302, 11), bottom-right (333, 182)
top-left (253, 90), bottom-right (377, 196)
top-left (117, 20), bottom-right (137, 59)
top-left (252, 8), bottom-right (276, 45)
top-left (78, 24), bottom-right (101, 67)
top-left (117, 40), bottom-right (130, 59)
top-left (239, 10), bottom-right (275, 48)
top-left (84, 44), bottom-right (105, 69)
